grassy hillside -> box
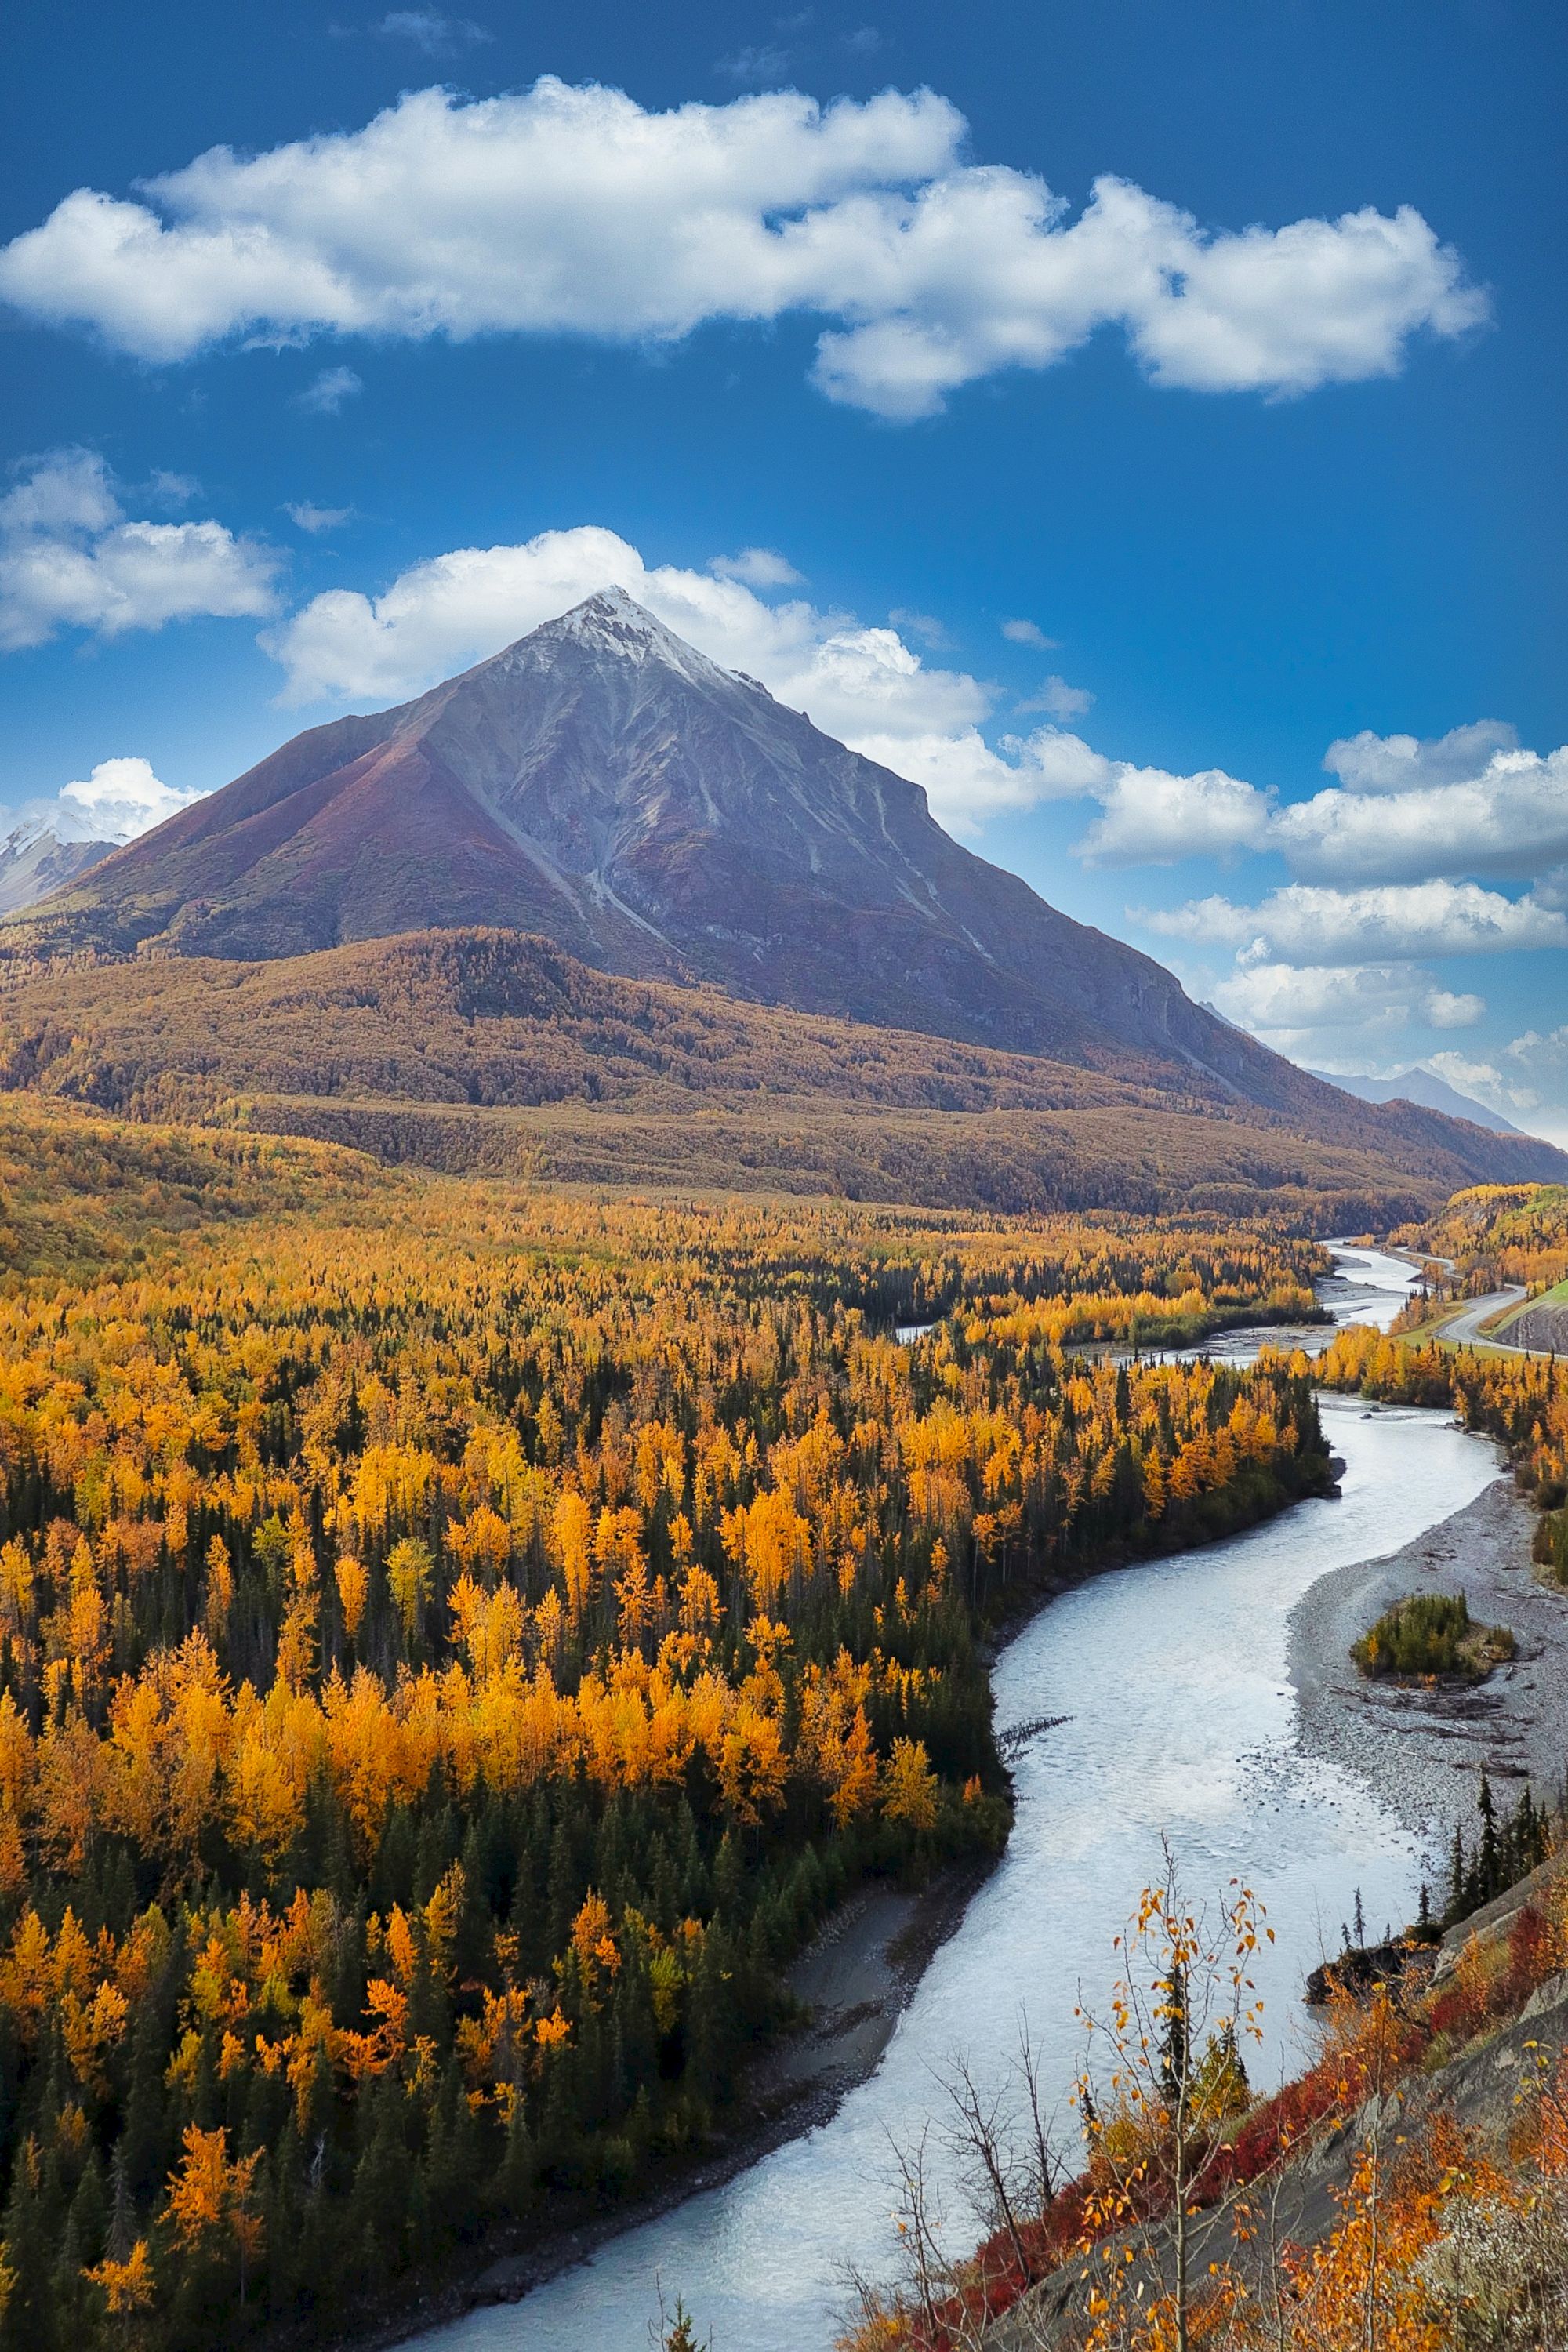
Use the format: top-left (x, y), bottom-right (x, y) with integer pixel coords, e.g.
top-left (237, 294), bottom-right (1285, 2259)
top-left (0, 929), bottom-right (1559, 1224)
top-left (0, 1096), bottom-right (388, 1282)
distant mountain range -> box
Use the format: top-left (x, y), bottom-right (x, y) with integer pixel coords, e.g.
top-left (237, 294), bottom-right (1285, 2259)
top-left (0, 824), bottom-right (113, 916)
top-left (1308, 1065), bottom-right (1526, 1138)
top-left (3, 590), bottom-right (1563, 1201)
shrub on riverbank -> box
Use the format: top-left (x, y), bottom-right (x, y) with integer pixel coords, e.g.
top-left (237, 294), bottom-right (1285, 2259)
top-left (842, 1842), bottom-right (1568, 2352)
top-left (1352, 1590), bottom-right (1515, 1680)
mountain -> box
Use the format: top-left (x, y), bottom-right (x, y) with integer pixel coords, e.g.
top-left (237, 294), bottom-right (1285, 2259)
top-left (0, 825), bottom-right (113, 916)
top-left (7, 590), bottom-right (1563, 1194)
top-left (1309, 1065), bottom-right (1525, 1138)
top-left (2, 926), bottom-right (1561, 1217)
top-left (0, 591), bottom-right (1337, 1115)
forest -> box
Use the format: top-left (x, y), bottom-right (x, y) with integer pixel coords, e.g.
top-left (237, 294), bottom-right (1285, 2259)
top-left (0, 1101), bottom-right (1336, 2348)
top-left (1391, 1179), bottom-right (1568, 1298)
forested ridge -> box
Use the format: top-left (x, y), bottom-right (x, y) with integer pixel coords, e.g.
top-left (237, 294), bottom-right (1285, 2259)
top-left (0, 1102), bottom-right (1334, 2347)
top-left (0, 928), bottom-right (1558, 1219)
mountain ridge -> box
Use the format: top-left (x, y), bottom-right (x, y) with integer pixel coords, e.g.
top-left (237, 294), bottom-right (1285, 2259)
top-left (1308, 1063), bottom-right (1527, 1138)
top-left (7, 590), bottom-right (1553, 1199)
top-left (1, 591), bottom-right (1334, 1116)
top-left (0, 825), bottom-right (114, 916)
top-left (0, 925), bottom-right (1560, 1217)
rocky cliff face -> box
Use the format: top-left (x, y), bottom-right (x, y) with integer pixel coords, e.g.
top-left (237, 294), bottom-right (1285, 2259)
top-left (0, 593), bottom-right (1380, 1118)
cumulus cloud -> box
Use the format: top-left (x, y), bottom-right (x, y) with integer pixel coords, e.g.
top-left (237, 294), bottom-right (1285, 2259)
top-left (1058, 712), bottom-right (1568, 889)
top-left (258, 522), bottom-right (1114, 827)
top-left (1210, 959), bottom-right (1483, 1049)
top-left (1076, 763), bottom-right (1273, 865)
top-left (1423, 1042), bottom-right (1568, 1142)
top-left (1487, 1033), bottom-right (1568, 1141)
top-left (1017, 673), bottom-right (1094, 719)
top-left (707, 546), bottom-right (804, 587)
top-left (0, 448), bottom-right (281, 651)
top-left (1001, 619), bottom-right (1058, 648)
top-left (1275, 744), bottom-right (1568, 883)
top-left (1140, 880), bottom-right (1568, 964)
top-left (1323, 717), bottom-right (1519, 794)
top-left (16, 755), bottom-right (203, 845)
top-left (1426, 1051), bottom-right (1523, 1103)
top-left (292, 366), bottom-right (362, 416)
top-left (1427, 989), bottom-right (1486, 1028)
top-left (0, 78), bottom-right (1486, 416)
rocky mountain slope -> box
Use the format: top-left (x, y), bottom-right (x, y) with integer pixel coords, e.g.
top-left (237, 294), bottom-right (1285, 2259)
top-left (0, 825), bottom-right (112, 915)
top-left (0, 593), bottom-right (1349, 1116)
top-left (10, 590), bottom-right (1560, 1195)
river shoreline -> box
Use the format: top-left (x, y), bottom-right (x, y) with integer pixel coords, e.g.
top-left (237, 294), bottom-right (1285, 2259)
top-left (354, 1249), bottom-right (1461, 2352)
top-left (1289, 1466), bottom-right (1568, 1875)
top-left (323, 1853), bottom-right (996, 2352)
top-left (333, 1476), bottom-right (1338, 2350)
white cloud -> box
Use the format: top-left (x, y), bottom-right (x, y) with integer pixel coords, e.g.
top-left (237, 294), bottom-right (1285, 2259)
top-left (1426, 989), bottom-right (1485, 1029)
top-left (707, 546), bottom-right (803, 587)
top-left (1001, 619), bottom-right (1058, 648)
top-left (1211, 958), bottom-right (1483, 1050)
top-left (17, 755), bottom-right (203, 845)
top-left (887, 607), bottom-right (952, 648)
top-left (0, 79), bottom-right (1485, 415)
top-left (377, 10), bottom-right (492, 56)
top-left (1017, 673), bottom-right (1094, 720)
top-left (1274, 745), bottom-right (1568, 883)
top-left (716, 42), bottom-right (794, 85)
top-left (1323, 718), bottom-right (1518, 794)
top-left (1483, 1033), bottom-right (1568, 1142)
top-left (0, 448), bottom-right (281, 652)
top-left (292, 366), bottom-right (362, 416)
top-left (145, 468), bottom-right (200, 508)
top-left (1050, 711), bottom-right (1568, 889)
top-left (1076, 764), bottom-right (1274, 865)
top-left (285, 501), bottom-right (354, 534)
top-left (1426, 1051), bottom-right (1522, 1101)
top-left (1425, 1044), bottom-right (1568, 1143)
top-left (1140, 880), bottom-right (1568, 964)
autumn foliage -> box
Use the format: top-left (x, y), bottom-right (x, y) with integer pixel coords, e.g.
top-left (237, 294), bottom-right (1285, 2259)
top-left (0, 1107), bottom-right (1338, 2347)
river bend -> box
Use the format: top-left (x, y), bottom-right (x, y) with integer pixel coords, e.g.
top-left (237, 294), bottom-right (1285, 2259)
top-left (412, 1247), bottom-right (1497, 2350)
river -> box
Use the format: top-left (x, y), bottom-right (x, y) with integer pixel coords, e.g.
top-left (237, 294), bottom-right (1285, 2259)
top-left (412, 1245), bottom-right (1499, 2352)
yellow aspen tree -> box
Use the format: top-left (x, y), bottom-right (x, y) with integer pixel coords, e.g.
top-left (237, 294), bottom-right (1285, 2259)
top-left (203, 1535), bottom-right (233, 1646)
top-left (386, 1537), bottom-right (433, 1644)
top-left (880, 1736), bottom-right (938, 1832)
top-left (335, 1555), bottom-right (368, 1641)
top-left (554, 1490), bottom-right (594, 1627)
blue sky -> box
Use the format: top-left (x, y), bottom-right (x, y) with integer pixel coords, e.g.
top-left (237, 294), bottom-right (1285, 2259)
top-left (3, 1), bottom-right (1565, 1135)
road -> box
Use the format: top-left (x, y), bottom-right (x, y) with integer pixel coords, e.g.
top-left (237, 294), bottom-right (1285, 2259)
top-left (1430, 1284), bottom-right (1534, 1352)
